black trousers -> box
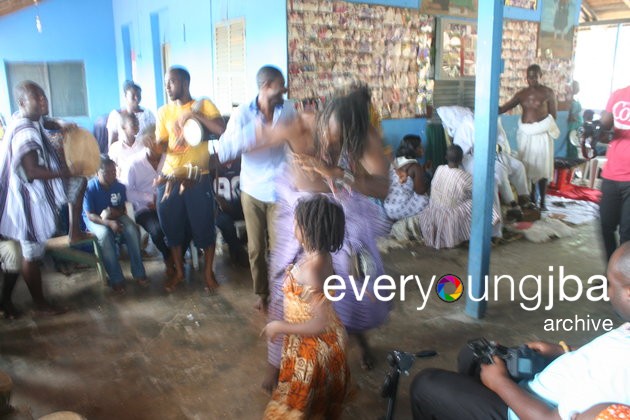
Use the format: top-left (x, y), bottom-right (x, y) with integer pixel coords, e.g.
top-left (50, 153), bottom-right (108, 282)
top-left (215, 200), bottom-right (245, 258)
top-left (135, 209), bottom-right (170, 261)
top-left (410, 347), bottom-right (508, 420)
top-left (599, 179), bottom-right (630, 261)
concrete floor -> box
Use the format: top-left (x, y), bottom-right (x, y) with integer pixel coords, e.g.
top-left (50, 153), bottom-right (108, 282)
top-left (0, 221), bottom-right (619, 420)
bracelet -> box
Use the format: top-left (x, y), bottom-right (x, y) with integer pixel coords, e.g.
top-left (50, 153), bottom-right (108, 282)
top-left (559, 340), bottom-right (571, 353)
top-left (331, 169), bottom-right (355, 192)
top-left (342, 170), bottom-right (355, 186)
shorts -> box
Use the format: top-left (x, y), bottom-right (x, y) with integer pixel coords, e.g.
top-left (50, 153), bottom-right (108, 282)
top-left (19, 240), bottom-right (46, 261)
top-left (156, 174), bottom-right (216, 248)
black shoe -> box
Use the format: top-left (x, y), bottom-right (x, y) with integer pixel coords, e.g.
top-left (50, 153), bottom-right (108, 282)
top-left (506, 206), bottom-right (524, 221)
top-left (1, 301), bottom-right (23, 320)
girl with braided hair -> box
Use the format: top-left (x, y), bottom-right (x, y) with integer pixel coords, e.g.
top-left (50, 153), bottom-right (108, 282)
top-left (262, 195), bottom-right (350, 419)
top-left (260, 84), bottom-right (392, 392)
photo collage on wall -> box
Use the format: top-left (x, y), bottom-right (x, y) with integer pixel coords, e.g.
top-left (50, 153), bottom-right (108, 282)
top-left (287, 0), bottom-right (575, 119)
top-left (287, 0), bottom-right (434, 119)
top-left (500, 19), bottom-right (575, 113)
top-left (504, 0), bottom-right (538, 10)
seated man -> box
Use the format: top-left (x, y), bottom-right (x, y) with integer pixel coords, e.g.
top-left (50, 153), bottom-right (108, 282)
top-left (438, 106), bottom-right (530, 221)
top-left (108, 112), bottom-right (145, 182)
top-left (213, 157), bottom-right (248, 267)
top-left (84, 156), bottom-right (148, 293)
top-left (124, 124), bottom-right (171, 274)
top-left (410, 243), bottom-right (630, 420)
top-left (417, 145), bottom-right (499, 249)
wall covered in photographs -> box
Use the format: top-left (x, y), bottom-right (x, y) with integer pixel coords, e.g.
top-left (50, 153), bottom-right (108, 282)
top-left (420, 0), bottom-right (477, 18)
top-left (504, 0), bottom-right (537, 9)
top-left (287, 0), bottom-right (434, 119)
top-left (500, 19), bottom-right (575, 113)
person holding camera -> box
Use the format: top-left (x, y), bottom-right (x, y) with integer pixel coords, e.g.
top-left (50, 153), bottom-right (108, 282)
top-left (598, 84), bottom-right (630, 262)
top-left (409, 243), bottom-right (630, 420)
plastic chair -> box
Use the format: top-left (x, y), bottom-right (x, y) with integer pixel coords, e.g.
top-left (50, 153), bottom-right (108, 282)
top-left (584, 156), bottom-right (607, 189)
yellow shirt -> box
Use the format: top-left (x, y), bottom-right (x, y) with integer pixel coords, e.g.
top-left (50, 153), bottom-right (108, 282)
top-left (156, 99), bottom-right (221, 175)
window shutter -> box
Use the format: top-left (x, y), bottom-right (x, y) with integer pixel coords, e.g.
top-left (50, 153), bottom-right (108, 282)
top-left (215, 18), bottom-right (246, 114)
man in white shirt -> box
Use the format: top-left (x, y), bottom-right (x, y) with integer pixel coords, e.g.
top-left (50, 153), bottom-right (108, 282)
top-left (108, 112), bottom-right (146, 182)
top-left (124, 124), bottom-right (170, 271)
top-left (216, 65), bottom-right (294, 313)
top-left (410, 243), bottom-right (630, 420)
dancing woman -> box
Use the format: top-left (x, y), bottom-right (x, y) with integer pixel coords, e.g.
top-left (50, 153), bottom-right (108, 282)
top-left (261, 86), bottom-right (392, 391)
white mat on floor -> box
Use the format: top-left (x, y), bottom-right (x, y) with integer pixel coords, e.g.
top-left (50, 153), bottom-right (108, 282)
top-left (510, 217), bottom-right (575, 243)
top-left (545, 196), bottom-right (599, 225)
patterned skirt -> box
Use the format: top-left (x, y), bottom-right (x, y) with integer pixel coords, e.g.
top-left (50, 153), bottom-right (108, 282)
top-left (267, 174), bottom-right (392, 367)
top-left (264, 268), bottom-right (350, 419)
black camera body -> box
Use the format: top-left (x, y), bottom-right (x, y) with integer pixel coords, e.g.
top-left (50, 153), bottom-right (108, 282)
top-left (468, 338), bottom-right (549, 381)
top-left (577, 120), bottom-right (612, 159)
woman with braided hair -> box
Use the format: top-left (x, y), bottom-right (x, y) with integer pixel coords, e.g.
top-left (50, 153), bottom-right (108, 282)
top-left (258, 85), bottom-right (392, 392)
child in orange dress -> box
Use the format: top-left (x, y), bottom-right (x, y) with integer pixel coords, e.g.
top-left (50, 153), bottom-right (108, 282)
top-left (262, 195), bottom-right (350, 419)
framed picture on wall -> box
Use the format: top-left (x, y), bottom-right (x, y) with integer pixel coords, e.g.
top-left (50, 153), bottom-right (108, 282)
top-left (420, 0), bottom-right (477, 18)
top-left (539, 0), bottom-right (575, 59)
top-left (504, 0), bottom-right (537, 9)
top-left (435, 18), bottom-right (477, 80)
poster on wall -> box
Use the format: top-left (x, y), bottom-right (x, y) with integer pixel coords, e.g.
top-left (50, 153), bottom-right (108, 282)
top-left (539, 0), bottom-right (575, 59)
top-left (504, 0), bottom-right (537, 9)
top-left (420, 0), bottom-right (477, 18)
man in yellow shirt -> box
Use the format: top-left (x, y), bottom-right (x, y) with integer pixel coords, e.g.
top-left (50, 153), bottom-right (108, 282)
top-left (156, 66), bottom-right (225, 292)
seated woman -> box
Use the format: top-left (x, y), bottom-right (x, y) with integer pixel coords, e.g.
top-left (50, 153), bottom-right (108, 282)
top-left (417, 145), bottom-right (500, 249)
top-left (383, 135), bottom-right (429, 221)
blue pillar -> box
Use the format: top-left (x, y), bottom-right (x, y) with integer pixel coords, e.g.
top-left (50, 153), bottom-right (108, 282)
top-left (464, 1), bottom-right (504, 319)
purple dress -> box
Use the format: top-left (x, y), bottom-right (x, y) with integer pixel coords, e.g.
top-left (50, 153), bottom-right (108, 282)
top-left (266, 163), bottom-right (391, 367)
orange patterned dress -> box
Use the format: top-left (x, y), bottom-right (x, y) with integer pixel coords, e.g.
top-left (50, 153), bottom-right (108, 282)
top-left (264, 264), bottom-right (350, 419)
top-left (596, 404), bottom-right (630, 419)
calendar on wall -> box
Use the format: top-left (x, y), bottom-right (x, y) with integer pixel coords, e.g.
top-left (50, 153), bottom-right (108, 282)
top-left (287, 0), bottom-right (434, 119)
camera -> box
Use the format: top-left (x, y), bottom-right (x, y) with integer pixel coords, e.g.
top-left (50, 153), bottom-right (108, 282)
top-left (468, 338), bottom-right (549, 381)
top-left (577, 120), bottom-right (612, 159)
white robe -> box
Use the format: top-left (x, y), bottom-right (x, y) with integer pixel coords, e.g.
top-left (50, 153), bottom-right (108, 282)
top-left (517, 115), bottom-right (560, 182)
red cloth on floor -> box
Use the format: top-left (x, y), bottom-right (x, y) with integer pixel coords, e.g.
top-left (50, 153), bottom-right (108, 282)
top-left (548, 167), bottom-right (601, 203)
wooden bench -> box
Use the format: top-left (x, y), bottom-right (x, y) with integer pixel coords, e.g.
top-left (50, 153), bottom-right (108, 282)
top-left (45, 235), bottom-right (106, 283)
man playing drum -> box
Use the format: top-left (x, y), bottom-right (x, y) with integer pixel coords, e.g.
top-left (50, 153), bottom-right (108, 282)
top-left (0, 81), bottom-right (81, 315)
top-left (156, 66), bottom-right (226, 292)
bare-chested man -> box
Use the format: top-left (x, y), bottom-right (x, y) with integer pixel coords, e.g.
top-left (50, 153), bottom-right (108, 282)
top-left (500, 64), bottom-right (559, 210)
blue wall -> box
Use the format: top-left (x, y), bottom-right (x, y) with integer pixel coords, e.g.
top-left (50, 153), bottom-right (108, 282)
top-left (110, 0), bottom-right (287, 116)
top-left (0, 0), bottom-right (119, 130)
top-left (0, 0), bottom-right (579, 152)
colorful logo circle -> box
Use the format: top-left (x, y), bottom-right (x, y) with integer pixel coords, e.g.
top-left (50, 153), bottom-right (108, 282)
top-left (436, 274), bottom-right (464, 302)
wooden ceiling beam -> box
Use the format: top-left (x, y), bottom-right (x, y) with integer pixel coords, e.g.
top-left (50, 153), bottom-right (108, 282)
top-left (0, 0), bottom-right (39, 17)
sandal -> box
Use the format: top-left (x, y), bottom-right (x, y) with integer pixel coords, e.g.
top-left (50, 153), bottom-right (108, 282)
top-left (111, 283), bottom-right (126, 295)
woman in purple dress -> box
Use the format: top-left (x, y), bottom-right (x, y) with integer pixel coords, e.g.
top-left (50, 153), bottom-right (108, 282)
top-left (261, 86), bottom-right (392, 392)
